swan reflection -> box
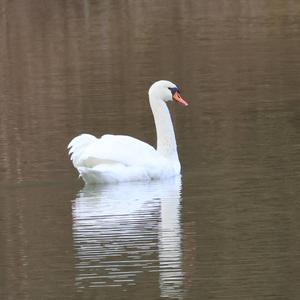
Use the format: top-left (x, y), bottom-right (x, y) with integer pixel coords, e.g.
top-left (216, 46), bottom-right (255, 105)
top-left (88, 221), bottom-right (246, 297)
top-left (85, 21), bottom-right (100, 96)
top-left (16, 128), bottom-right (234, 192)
top-left (72, 177), bottom-right (184, 298)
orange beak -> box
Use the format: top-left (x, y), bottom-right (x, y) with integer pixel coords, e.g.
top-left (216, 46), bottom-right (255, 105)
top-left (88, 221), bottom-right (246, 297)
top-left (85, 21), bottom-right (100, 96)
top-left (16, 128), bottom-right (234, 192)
top-left (173, 91), bottom-right (188, 106)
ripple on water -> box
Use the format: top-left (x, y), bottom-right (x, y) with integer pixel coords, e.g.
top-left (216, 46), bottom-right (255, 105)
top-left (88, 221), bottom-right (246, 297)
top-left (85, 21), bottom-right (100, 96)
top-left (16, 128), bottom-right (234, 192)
top-left (72, 178), bottom-right (184, 298)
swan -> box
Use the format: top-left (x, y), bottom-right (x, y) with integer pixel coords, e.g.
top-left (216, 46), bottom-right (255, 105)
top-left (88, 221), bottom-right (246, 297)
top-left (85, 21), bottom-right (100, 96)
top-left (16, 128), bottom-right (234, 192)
top-left (67, 80), bottom-right (188, 184)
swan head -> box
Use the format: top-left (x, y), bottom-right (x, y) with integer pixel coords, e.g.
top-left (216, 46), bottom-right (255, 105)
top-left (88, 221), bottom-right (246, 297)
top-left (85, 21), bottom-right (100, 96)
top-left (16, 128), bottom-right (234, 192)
top-left (149, 80), bottom-right (188, 106)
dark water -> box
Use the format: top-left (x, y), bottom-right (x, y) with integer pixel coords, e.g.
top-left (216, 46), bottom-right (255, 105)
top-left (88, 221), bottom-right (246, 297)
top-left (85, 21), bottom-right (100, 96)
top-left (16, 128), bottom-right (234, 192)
top-left (1, 1), bottom-right (300, 299)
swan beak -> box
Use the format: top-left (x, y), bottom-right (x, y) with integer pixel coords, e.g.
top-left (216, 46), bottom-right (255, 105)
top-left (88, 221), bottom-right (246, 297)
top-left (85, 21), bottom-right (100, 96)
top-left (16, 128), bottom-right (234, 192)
top-left (173, 91), bottom-right (188, 106)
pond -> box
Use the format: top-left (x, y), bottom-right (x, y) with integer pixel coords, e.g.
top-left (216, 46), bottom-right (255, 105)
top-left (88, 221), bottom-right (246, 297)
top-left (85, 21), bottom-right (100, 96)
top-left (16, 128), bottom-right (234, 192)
top-left (0, 1), bottom-right (299, 299)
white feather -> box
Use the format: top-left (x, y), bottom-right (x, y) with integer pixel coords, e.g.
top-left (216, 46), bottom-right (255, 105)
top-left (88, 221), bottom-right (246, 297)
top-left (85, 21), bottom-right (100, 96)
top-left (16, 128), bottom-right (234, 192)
top-left (67, 80), bottom-right (187, 184)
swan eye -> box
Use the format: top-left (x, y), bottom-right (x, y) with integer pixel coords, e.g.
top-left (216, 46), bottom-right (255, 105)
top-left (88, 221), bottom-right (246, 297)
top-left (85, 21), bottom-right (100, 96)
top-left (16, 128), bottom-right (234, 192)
top-left (168, 87), bottom-right (179, 96)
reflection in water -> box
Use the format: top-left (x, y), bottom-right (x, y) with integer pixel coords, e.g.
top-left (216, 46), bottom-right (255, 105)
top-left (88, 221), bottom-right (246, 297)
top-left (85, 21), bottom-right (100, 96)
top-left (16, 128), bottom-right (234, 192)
top-left (72, 177), bottom-right (183, 298)
top-left (159, 183), bottom-right (183, 299)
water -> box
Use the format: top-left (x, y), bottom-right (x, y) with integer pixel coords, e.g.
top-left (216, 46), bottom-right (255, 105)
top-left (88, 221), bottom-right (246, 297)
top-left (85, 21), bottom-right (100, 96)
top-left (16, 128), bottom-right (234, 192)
top-left (1, 1), bottom-right (300, 299)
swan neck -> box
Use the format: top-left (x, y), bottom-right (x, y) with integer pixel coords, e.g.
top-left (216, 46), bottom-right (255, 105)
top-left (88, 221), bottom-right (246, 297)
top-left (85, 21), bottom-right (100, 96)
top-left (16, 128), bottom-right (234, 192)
top-left (149, 94), bottom-right (178, 159)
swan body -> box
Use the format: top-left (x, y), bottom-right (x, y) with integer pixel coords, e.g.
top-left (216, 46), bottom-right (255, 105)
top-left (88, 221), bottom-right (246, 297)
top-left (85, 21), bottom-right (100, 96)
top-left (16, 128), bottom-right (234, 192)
top-left (68, 80), bottom-right (188, 184)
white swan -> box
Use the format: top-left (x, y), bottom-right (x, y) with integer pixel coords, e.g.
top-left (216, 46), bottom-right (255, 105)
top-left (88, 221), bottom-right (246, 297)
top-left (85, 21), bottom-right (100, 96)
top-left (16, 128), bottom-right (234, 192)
top-left (68, 80), bottom-right (188, 184)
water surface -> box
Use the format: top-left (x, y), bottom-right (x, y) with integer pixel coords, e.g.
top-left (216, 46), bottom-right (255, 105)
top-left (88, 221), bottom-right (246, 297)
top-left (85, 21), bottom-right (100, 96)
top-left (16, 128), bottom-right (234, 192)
top-left (0, 1), bottom-right (299, 299)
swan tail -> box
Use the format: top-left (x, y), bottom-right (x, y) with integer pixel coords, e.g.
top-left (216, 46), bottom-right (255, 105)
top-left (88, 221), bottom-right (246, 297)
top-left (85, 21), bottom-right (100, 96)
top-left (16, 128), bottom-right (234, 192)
top-left (67, 134), bottom-right (98, 168)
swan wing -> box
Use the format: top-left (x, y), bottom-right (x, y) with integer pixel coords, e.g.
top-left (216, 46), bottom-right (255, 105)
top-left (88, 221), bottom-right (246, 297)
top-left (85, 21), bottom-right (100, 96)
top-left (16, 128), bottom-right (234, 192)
top-left (68, 134), bottom-right (161, 169)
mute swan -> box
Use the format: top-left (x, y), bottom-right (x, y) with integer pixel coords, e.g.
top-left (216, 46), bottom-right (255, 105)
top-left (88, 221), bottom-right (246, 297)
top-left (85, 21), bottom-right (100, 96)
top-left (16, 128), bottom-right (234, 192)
top-left (68, 80), bottom-right (188, 184)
